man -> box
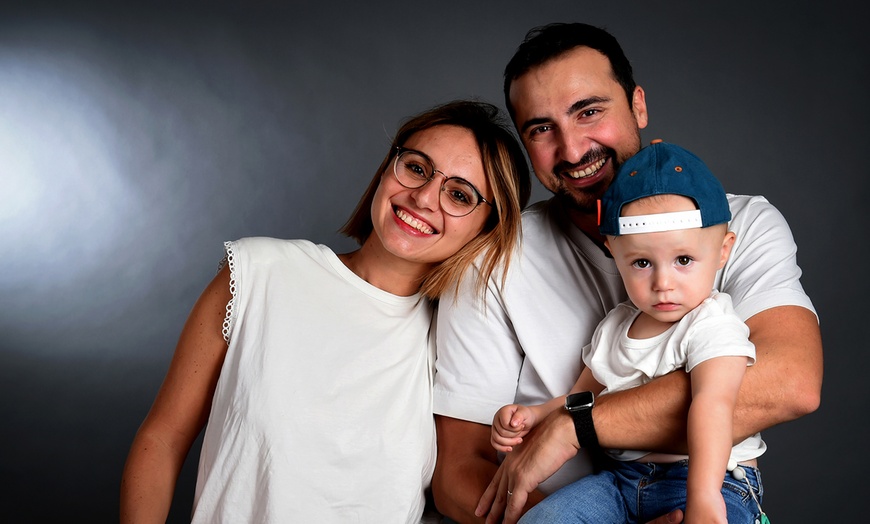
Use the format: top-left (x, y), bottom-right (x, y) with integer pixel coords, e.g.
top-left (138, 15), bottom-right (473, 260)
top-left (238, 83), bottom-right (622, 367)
top-left (431, 23), bottom-right (822, 524)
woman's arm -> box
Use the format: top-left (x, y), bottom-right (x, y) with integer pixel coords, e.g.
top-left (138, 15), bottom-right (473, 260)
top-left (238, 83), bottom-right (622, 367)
top-left (119, 266), bottom-right (232, 523)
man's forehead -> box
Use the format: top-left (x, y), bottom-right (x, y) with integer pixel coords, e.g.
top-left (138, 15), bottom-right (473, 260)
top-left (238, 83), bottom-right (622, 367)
top-left (509, 48), bottom-right (621, 131)
top-left (515, 46), bottom-right (612, 84)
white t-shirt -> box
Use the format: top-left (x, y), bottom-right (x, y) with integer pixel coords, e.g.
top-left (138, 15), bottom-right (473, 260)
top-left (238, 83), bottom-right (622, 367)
top-left (192, 237), bottom-right (437, 523)
top-left (585, 292), bottom-right (764, 463)
top-left (434, 195), bottom-right (816, 493)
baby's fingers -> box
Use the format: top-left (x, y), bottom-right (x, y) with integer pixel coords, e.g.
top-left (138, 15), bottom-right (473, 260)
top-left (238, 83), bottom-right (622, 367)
top-left (491, 434), bottom-right (524, 452)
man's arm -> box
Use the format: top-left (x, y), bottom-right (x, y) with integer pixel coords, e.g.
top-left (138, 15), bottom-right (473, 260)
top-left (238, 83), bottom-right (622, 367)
top-left (735, 305), bottom-right (822, 435)
top-left (479, 304), bottom-right (822, 524)
top-left (595, 305), bottom-right (822, 450)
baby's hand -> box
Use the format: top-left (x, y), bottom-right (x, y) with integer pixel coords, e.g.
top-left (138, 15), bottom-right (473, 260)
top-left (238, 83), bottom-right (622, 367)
top-left (490, 404), bottom-right (535, 452)
top-left (685, 491), bottom-right (727, 524)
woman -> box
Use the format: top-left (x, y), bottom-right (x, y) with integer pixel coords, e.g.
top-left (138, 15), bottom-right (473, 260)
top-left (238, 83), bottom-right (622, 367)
top-left (120, 100), bottom-right (531, 523)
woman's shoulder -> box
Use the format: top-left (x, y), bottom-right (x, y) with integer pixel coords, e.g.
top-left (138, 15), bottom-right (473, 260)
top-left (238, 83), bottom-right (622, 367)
top-left (230, 236), bottom-right (312, 247)
top-left (227, 237), bottom-right (332, 266)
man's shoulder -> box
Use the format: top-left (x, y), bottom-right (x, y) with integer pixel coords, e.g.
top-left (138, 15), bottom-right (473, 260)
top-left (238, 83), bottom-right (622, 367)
top-left (727, 193), bottom-right (775, 217)
top-left (520, 199), bottom-right (557, 227)
top-left (519, 199), bottom-right (575, 249)
top-left (726, 193), bottom-right (791, 236)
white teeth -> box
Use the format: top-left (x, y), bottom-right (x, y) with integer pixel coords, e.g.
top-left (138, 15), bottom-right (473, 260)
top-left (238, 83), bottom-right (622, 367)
top-left (396, 209), bottom-right (435, 235)
top-left (567, 157), bottom-right (606, 179)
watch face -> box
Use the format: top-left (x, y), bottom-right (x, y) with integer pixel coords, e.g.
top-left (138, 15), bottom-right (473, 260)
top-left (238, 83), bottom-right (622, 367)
top-left (566, 391), bottom-right (594, 410)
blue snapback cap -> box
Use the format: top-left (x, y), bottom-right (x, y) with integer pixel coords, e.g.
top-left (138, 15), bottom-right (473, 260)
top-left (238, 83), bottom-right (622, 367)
top-left (599, 140), bottom-right (731, 236)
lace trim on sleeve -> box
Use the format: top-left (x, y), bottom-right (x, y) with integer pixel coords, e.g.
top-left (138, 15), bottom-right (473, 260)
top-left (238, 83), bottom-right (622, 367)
top-left (219, 241), bottom-right (238, 344)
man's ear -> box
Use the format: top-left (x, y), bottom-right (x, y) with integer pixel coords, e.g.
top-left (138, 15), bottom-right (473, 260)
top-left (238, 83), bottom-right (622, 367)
top-left (632, 86), bottom-right (648, 130)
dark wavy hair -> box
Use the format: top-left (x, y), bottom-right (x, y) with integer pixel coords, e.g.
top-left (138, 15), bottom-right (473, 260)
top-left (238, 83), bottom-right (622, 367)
top-left (503, 22), bottom-right (637, 120)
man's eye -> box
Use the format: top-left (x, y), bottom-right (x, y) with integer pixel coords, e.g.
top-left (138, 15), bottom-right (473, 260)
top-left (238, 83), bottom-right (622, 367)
top-left (529, 125), bottom-right (552, 136)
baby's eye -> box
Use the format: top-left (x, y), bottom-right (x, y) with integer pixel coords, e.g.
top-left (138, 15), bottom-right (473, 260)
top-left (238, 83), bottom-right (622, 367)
top-left (632, 259), bottom-right (651, 269)
top-left (676, 256), bottom-right (693, 266)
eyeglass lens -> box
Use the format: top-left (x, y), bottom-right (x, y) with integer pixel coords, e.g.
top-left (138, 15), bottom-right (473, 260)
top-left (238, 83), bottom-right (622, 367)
top-left (394, 151), bottom-right (482, 217)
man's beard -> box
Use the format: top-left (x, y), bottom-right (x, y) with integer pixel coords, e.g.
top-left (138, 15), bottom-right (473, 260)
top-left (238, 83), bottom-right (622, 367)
top-left (552, 146), bottom-right (621, 213)
top-left (554, 179), bottom-right (608, 213)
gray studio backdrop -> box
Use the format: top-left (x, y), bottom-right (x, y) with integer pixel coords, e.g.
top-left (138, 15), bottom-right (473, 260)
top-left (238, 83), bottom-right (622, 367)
top-left (1, 1), bottom-right (865, 521)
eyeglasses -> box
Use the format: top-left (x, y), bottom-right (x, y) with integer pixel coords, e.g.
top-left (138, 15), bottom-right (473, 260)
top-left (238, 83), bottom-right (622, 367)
top-left (392, 147), bottom-right (492, 218)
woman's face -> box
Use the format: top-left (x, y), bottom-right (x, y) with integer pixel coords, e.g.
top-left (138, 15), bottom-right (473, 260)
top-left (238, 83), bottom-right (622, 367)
top-left (369, 124), bottom-right (493, 267)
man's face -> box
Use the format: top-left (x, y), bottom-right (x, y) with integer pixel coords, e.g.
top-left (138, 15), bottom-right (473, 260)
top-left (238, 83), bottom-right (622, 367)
top-left (509, 46), bottom-right (648, 213)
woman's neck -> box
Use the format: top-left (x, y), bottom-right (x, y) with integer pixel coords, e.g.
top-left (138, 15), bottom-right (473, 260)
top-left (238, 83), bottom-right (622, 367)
top-left (337, 242), bottom-right (434, 297)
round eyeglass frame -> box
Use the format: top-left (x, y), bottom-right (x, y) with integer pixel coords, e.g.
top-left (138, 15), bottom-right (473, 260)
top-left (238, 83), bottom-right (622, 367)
top-left (392, 147), bottom-right (493, 218)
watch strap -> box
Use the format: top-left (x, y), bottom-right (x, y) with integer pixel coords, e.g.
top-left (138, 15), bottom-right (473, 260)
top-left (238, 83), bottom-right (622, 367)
top-left (569, 404), bottom-right (600, 452)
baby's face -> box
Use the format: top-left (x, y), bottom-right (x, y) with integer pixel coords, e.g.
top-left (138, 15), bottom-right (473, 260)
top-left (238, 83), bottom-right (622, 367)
top-left (606, 195), bottom-right (734, 324)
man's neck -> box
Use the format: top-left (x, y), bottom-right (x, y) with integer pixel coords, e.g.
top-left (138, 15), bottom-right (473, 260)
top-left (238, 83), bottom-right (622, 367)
top-left (563, 202), bottom-right (608, 249)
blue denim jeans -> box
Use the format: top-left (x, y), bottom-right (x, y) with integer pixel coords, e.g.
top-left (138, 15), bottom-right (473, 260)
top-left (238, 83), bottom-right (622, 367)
top-left (518, 459), bottom-right (764, 524)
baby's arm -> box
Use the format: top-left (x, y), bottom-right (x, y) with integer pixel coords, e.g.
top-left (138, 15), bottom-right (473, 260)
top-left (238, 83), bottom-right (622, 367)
top-left (491, 367), bottom-right (603, 452)
top-left (685, 355), bottom-right (749, 524)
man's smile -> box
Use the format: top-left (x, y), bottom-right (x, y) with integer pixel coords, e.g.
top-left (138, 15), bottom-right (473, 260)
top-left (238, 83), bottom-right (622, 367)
top-left (564, 157), bottom-right (607, 179)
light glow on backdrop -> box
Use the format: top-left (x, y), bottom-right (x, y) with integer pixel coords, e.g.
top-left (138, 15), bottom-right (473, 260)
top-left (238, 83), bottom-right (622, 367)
top-left (0, 28), bottom-right (152, 339)
top-left (0, 18), bottom-right (322, 352)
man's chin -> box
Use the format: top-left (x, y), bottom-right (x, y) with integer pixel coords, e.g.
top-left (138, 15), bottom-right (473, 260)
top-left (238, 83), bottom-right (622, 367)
top-left (555, 189), bottom-right (600, 215)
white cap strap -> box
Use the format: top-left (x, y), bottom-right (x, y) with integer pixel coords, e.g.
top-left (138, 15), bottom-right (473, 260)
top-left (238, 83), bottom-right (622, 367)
top-left (618, 210), bottom-right (703, 235)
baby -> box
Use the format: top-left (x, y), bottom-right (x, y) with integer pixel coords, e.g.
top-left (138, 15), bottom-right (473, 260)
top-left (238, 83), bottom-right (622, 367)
top-left (494, 141), bottom-right (768, 524)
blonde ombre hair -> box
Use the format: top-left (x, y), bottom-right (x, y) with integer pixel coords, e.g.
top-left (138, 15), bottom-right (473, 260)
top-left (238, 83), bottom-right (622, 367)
top-left (341, 100), bottom-right (531, 300)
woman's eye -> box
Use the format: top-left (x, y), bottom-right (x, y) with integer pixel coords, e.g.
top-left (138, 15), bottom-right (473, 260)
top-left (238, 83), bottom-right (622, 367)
top-left (406, 163), bottom-right (428, 178)
top-left (447, 188), bottom-right (472, 205)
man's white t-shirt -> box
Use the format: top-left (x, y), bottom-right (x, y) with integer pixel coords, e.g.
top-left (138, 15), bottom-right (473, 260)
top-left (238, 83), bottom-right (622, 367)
top-left (434, 195), bottom-right (816, 493)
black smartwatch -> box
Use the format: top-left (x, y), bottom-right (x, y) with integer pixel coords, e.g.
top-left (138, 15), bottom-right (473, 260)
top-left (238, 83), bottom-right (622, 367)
top-left (565, 391), bottom-right (603, 465)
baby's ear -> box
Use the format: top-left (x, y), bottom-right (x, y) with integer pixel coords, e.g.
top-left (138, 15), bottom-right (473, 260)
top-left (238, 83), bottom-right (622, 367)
top-left (720, 231), bottom-right (737, 268)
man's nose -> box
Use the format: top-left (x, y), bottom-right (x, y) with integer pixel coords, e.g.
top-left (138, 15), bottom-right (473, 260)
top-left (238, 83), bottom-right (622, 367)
top-left (556, 129), bottom-right (587, 165)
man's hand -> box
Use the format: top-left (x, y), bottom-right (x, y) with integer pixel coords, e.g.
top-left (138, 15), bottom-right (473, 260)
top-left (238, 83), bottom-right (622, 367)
top-left (475, 409), bottom-right (579, 524)
top-left (473, 406), bottom-right (687, 524)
